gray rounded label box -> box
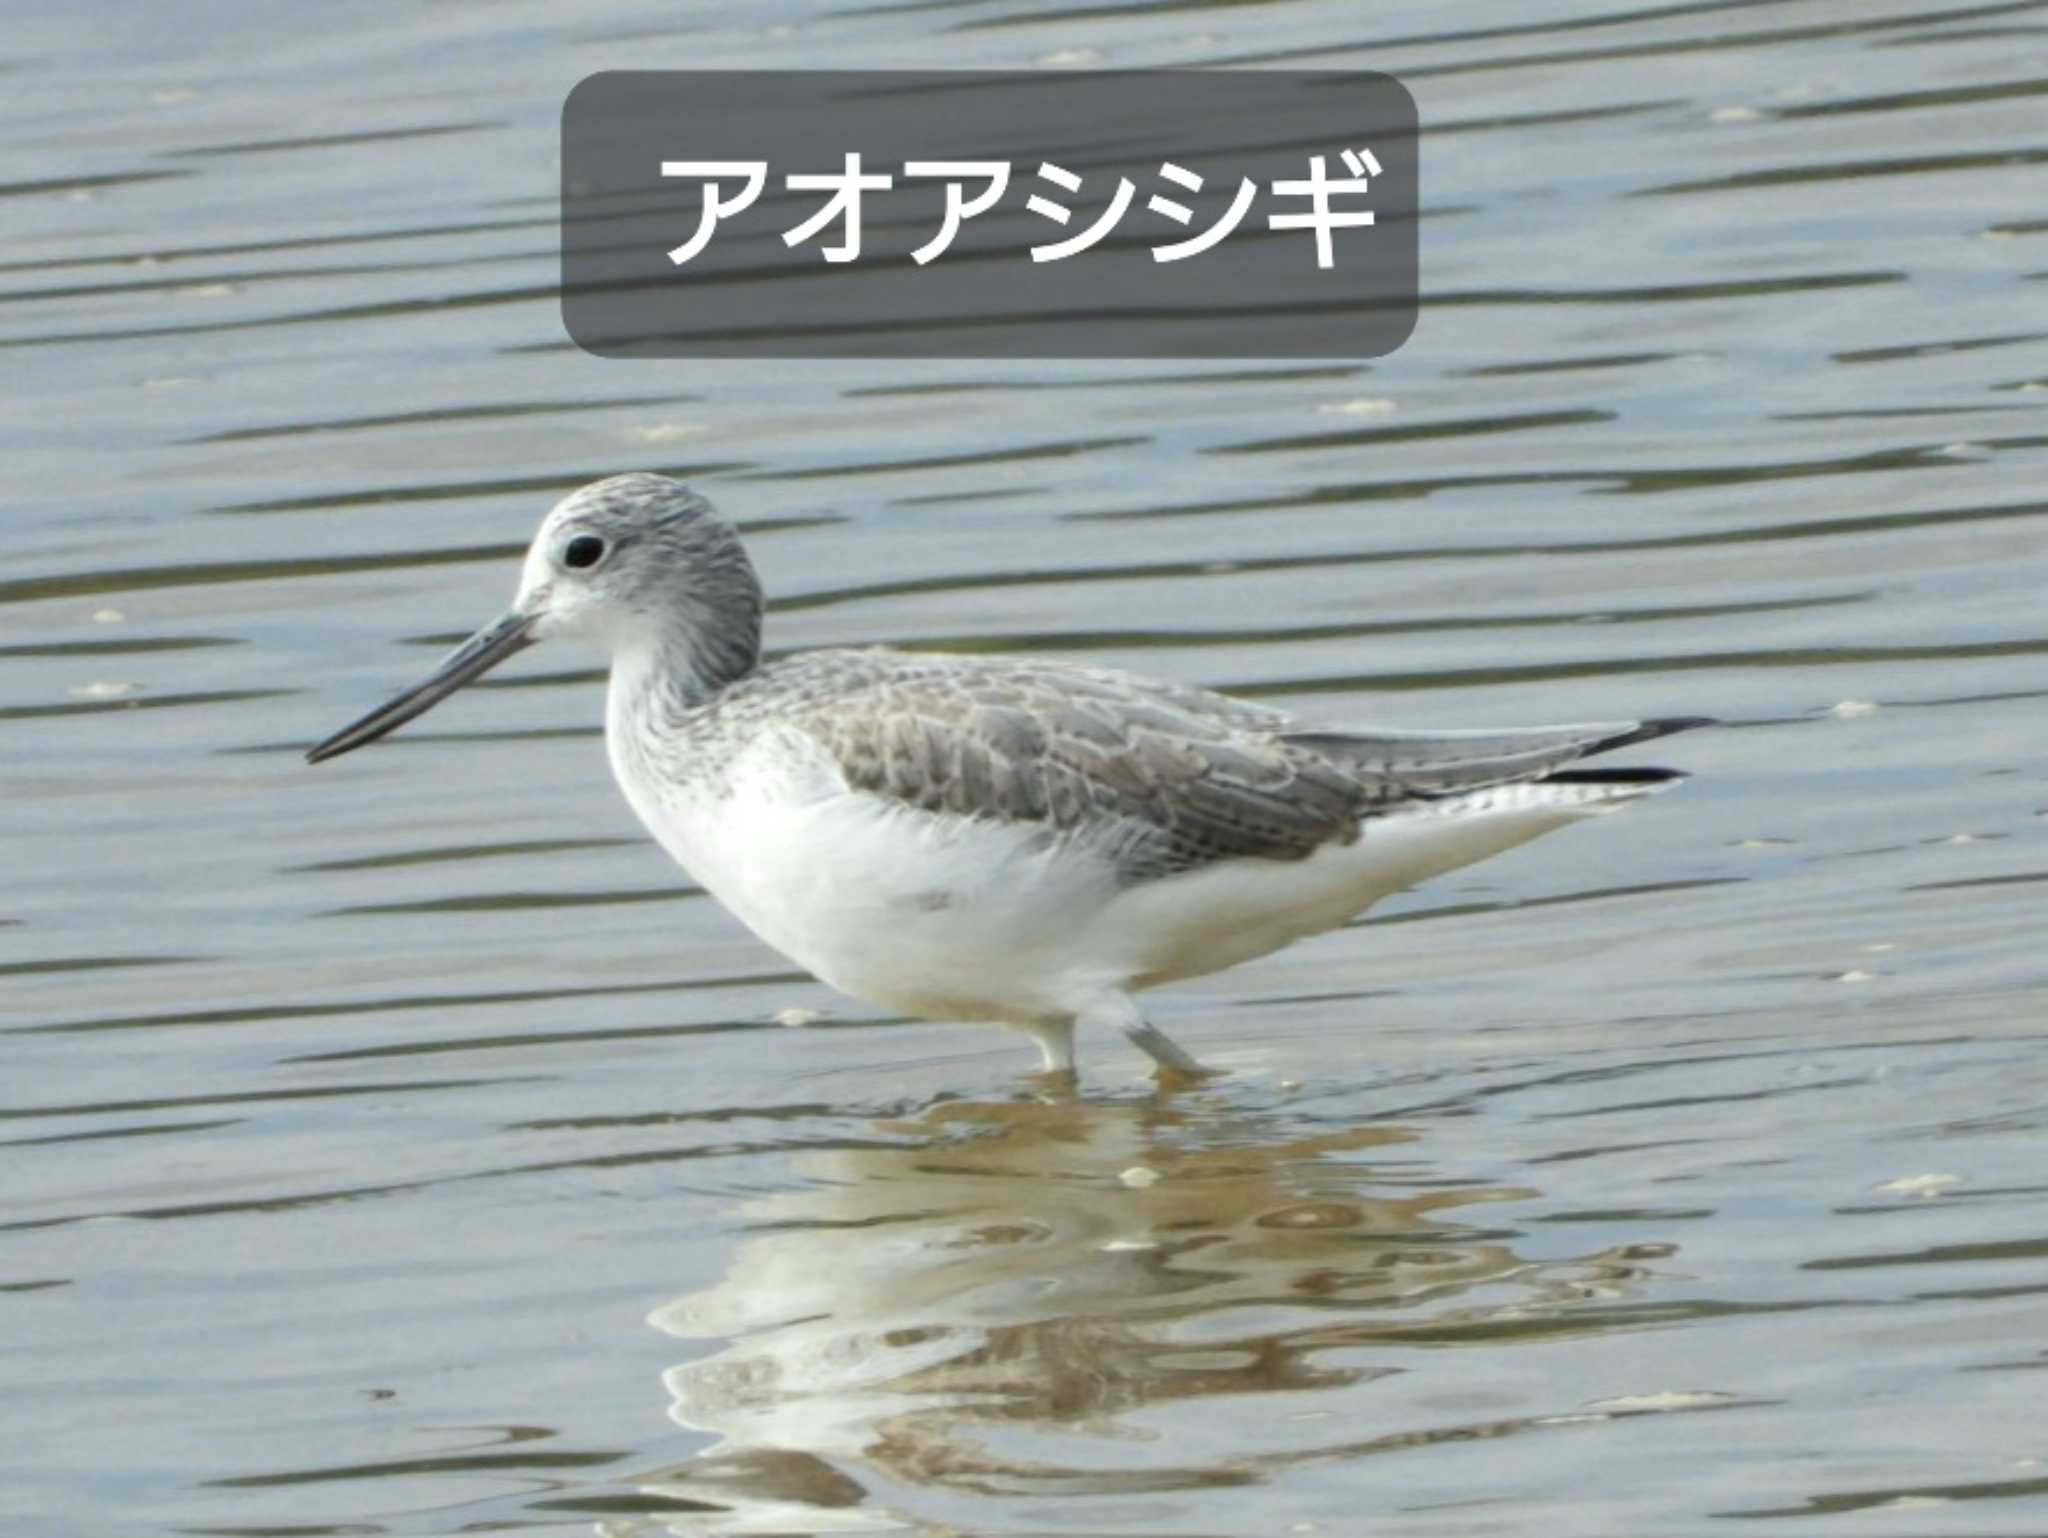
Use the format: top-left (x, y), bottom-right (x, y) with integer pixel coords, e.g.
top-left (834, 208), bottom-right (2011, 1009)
top-left (562, 70), bottom-right (1419, 360)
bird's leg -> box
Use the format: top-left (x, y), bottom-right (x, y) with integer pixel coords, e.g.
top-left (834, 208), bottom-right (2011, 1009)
top-left (1081, 993), bottom-right (1211, 1081)
top-left (1018, 1016), bottom-right (1076, 1075)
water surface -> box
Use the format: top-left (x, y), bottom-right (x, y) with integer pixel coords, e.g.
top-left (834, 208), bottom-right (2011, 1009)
top-left (5, 1), bottom-right (2048, 1533)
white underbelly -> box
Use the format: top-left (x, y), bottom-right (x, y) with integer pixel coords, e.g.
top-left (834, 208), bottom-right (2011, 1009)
top-left (686, 798), bottom-right (1122, 1022)
top-left (614, 731), bottom-right (1123, 1022)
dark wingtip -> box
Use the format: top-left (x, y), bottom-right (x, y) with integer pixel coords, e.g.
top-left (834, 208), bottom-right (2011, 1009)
top-left (1544, 765), bottom-right (1689, 785)
top-left (1589, 716), bottom-right (1717, 756)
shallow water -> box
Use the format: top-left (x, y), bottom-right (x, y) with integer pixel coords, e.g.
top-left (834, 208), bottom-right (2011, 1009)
top-left (6, 0), bottom-right (2048, 1533)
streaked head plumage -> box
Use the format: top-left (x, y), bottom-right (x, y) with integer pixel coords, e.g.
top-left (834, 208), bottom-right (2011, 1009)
top-left (518, 473), bottom-right (754, 647)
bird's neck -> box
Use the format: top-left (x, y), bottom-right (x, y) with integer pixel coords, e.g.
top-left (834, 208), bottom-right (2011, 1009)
top-left (608, 606), bottom-right (761, 726)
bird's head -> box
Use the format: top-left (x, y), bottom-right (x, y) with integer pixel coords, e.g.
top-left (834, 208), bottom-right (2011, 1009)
top-left (306, 473), bottom-right (759, 764)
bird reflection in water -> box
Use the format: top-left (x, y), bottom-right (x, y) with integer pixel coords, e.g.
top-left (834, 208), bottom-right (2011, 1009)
top-left (632, 1092), bottom-right (1672, 1531)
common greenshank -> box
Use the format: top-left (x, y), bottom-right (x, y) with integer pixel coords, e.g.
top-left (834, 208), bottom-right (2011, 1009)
top-left (308, 473), bottom-right (1710, 1076)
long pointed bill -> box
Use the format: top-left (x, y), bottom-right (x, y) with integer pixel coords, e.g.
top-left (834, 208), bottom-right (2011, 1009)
top-left (305, 610), bottom-right (535, 764)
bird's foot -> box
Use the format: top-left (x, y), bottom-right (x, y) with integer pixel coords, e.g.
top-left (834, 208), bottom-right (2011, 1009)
top-left (1150, 1056), bottom-right (1224, 1092)
top-left (1020, 1064), bottom-right (1081, 1100)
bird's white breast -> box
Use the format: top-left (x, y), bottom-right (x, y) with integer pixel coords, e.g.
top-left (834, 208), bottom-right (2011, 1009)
top-left (607, 701), bottom-right (1123, 1024)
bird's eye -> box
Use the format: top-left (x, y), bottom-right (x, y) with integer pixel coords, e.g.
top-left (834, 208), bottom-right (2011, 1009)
top-left (563, 534), bottom-right (606, 570)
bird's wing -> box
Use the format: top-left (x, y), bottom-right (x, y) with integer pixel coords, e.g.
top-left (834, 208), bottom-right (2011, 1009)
top-left (764, 651), bottom-right (1707, 881)
top-left (769, 652), bottom-right (1364, 879)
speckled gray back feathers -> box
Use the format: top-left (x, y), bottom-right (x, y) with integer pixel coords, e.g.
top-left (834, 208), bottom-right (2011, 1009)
top-left (663, 647), bottom-right (1662, 883)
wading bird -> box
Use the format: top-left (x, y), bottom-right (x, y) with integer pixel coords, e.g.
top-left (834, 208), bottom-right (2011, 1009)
top-left (309, 474), bottom-right (1709, 1077)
